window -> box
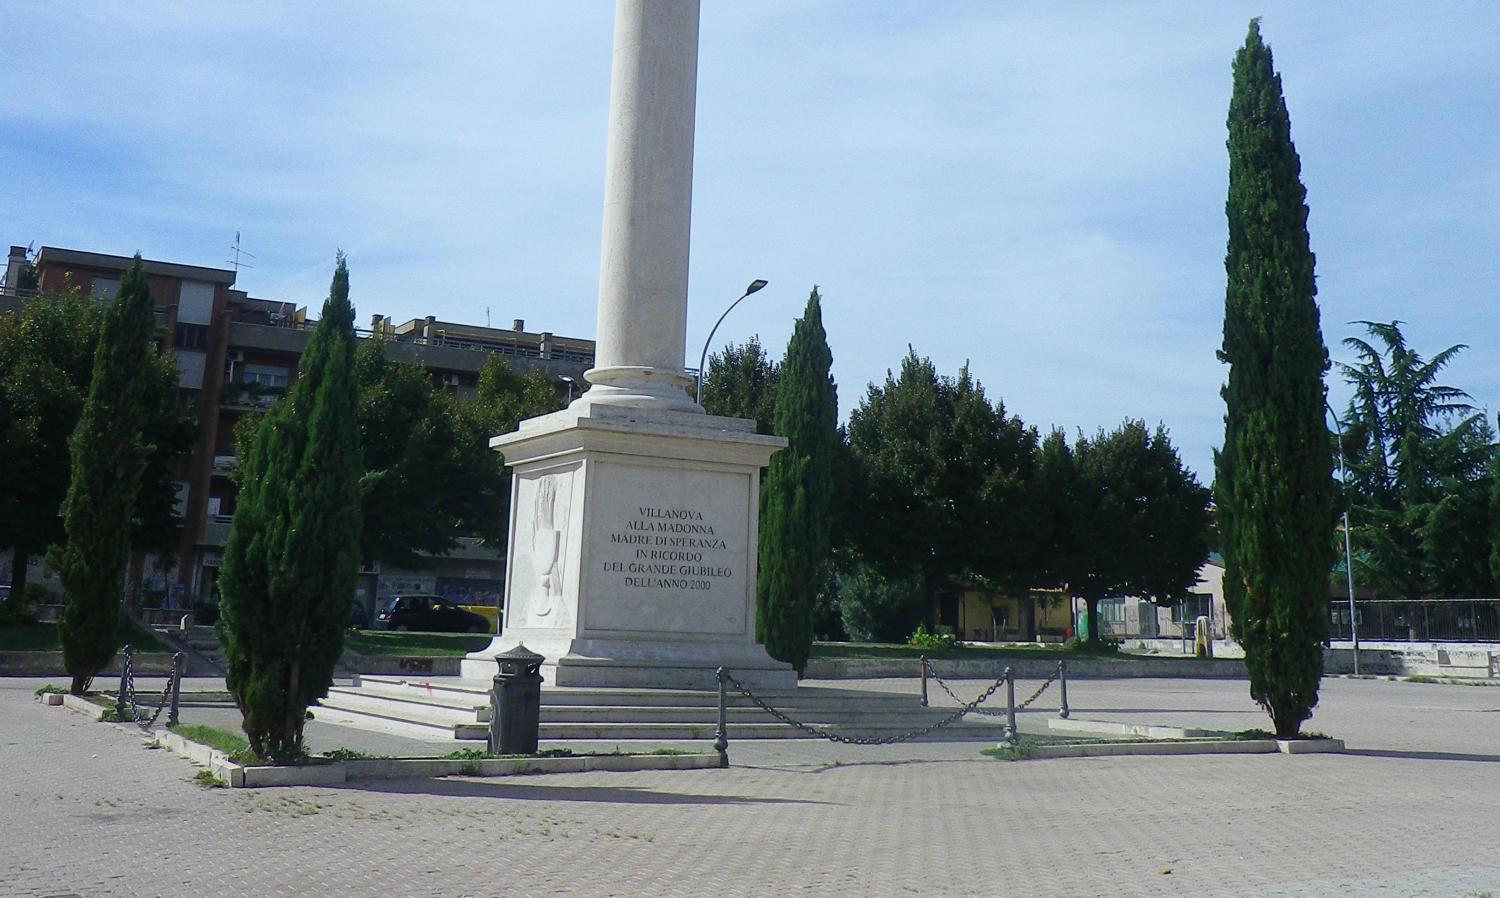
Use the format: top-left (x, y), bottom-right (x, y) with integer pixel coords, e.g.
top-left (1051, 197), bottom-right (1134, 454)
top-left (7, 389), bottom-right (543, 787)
top-left (1171, 594), bottom-right (1212, 623)
top-left (243, 364), bottom-right (289, 389)
top-left (174, 322), bottom-right (209, 350)
top-left (1100, 598), bottom-right (1127, 624)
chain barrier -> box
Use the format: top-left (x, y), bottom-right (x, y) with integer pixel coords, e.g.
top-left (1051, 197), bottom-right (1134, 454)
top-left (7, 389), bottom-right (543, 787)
top-left (720, 667), bottom-right (1009, 746)
top-left (116, 646), bottom-right (183, 730)
top-left (925, 663), bottom-right (1061, 717)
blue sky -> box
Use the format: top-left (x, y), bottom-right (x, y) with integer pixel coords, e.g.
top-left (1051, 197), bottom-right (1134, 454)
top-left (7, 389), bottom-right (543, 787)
top-left (3, 2), bottom-right (1497, 480)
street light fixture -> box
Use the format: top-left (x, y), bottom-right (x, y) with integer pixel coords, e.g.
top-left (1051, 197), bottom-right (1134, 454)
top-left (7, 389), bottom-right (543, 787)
top-left (559, 374), bottom-right (575, 404)
top-left (1327, 400), bottom-right (1361, 676)
top-left (695, 279), bottom-right (768, 406)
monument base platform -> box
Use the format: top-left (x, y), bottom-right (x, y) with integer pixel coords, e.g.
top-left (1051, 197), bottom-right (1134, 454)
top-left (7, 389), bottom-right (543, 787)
top-left (461, 635), bottom-right (797, 691)
top-left (479, 400), bottom-right (794, 694)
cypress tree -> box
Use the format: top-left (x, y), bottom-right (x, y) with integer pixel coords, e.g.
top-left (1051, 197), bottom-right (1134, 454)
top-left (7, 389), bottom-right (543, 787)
top-left (54, 257), bottom-right (156, 694)
top-left (757, 289), bottom-right (837, 674)
top-left (1216, 20), bottom-right (1337, 737)
top-left (219, 255), bottom-right (362, 762)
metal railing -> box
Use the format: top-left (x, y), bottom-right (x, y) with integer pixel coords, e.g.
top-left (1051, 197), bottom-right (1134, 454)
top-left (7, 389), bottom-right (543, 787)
top-left (712, 658), bottom-right (1071, 767)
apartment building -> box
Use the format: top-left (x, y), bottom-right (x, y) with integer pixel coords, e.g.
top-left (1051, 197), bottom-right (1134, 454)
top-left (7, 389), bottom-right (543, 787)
top-left (4, 244), bottom-right (593, 613)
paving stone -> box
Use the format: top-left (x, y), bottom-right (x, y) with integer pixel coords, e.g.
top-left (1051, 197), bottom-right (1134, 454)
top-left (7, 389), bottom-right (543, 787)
top-left (1, 675), bottom-right (1496, 897)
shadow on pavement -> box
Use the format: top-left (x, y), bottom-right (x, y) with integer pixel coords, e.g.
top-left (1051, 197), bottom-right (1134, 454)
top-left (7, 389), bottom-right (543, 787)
top-left (331, 778), bottom-right (832, 806)
top-left (1345, 748), bottom-right (1500, 764)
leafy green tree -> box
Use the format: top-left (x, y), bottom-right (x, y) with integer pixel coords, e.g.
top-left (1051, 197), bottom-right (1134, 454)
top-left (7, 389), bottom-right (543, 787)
top-left (0, 283), bottom-right (190, 598)
top-left (457, 354), bottom-right (566, 548)
top-left (52, 259), bottom-right (157, 694)
top-left (219, 256), bottom-right (363, 762)
top-left (701, 337), bottom-right (779, 434)
top-left (757, 289), bottom-right (837, 673)
top-left (846, 351), bottom-right (1039, 627)
top-left (1046, 422), bottom-right (1212, 643)
top-left (1339, 320), bottom-right (1490, 604)
top-left (356, 340), bottom-right (508, 566)
top-left (1216, 19), bottom-right (1337, 737)
top-left (831, 556), bottom-right (926, 644)
top-left (0, 287), bottom-right (101, 595)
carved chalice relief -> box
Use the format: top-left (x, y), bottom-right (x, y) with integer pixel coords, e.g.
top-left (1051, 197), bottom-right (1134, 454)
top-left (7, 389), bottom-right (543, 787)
top-left (532, 476), bottom-right (564, 620)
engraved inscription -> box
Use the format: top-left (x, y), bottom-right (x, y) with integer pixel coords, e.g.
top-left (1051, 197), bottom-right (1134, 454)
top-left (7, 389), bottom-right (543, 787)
top-left (600, 505), bottom-right (735, 591)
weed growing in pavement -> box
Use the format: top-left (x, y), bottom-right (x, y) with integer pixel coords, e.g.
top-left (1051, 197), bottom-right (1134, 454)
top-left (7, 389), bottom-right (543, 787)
top-left (192, 769), bottom-right (226, 788)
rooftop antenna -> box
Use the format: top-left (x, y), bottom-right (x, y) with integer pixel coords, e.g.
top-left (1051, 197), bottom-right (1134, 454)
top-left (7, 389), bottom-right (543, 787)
top-left (486, 306), bottom-right (491, 328)
top-left (227, 231), bottom-right (256, 273)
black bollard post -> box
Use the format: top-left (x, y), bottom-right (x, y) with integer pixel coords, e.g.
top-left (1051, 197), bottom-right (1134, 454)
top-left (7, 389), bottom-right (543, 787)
top-left (713, 667), bottom-right (729, 768)
top-left (919, 655), bottom-right (929, 707)
top-left (488, 645), bottom-right (545, 755)
top-left (1058, 660), bottom-right (1070, 719)
top-left (1005, 666), bottom-right (1017, 745)
top-left (168, 652), bottom-right (185, 727)
top-left (117, 645), bottom-right (134, 717)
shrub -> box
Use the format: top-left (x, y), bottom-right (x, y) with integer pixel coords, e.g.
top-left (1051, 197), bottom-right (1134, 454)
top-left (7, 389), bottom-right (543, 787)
top-left (907, 624), bottom-right (957, 651)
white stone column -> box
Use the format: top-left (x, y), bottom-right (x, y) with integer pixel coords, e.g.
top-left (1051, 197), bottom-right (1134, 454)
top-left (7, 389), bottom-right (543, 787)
top-left (582, 0), bottom-right (702, 412)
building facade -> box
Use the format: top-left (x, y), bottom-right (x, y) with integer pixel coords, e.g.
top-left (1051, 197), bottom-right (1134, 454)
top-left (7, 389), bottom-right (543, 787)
top-left (4, 244), bottom-right (593, 615)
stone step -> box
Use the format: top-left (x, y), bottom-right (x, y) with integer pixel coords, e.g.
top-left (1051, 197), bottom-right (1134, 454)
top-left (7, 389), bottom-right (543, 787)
top-left (329, 683), bottom-right (489, 716)
top-left (318, 690), bottom-right (482, 729)
top-left (354, 675), bottom-right (923, 711)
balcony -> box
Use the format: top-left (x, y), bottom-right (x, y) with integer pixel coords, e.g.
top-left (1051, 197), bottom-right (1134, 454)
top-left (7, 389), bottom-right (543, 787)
top-left (221, 384), bottom-right (285, 412)
top-left (211, 455), bottom-right (238, 478)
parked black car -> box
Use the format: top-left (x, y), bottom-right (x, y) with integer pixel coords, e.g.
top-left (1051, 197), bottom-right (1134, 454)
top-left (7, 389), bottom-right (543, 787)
top-left (376, 594), bottom-right (490, 633)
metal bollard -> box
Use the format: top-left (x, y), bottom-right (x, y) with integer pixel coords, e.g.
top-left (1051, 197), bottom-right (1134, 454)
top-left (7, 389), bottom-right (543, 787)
top-left (1005, 665), bottom-right (1017, 745)
top-left (117, 645), bottom-right (134, 715)
top-left (167, 652), bottom-right (184, 726)
top-left (919, 655), bottom-right (929, 707)
top-left (1058, 659), bottom-right (1070, 719)
top-left (713, 667), bottom-right (729, 768)
top-left (488, 645), bottom-right (545, 755)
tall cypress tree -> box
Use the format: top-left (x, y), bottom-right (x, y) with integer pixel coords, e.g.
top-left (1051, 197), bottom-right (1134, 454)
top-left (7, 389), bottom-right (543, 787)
top-left (219, 255), bottom-right (362, 761)
top-left (757, 289), bottom-right (837, 674)
top-left (54, 258), bottom-right (156, 694)
top-left (1216, 20), bottom-right (1337, 737)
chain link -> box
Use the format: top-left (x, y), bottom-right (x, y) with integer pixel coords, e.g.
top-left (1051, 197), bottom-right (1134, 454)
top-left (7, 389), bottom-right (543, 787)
top-left (118, 648), bottom-right (179, 730)
top-left (721, 668), bottom-right (1009, 746)
top-left (924, 661), bottom-right (1060, 718)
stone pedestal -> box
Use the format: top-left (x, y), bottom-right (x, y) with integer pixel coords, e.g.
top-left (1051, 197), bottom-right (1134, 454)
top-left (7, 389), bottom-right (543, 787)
top-left (461, 403), bottom-right (795, 691)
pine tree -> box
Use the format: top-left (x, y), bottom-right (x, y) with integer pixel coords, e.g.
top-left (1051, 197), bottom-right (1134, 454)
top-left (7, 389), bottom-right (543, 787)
top-left (1216, 20), bottom-right (1337, 737)
top-left (757, 289), bottom-right (837, 674)
top-left (53, 258), bottom-right (156, 694)
top-left (219, 255), bottom-right (362, 762)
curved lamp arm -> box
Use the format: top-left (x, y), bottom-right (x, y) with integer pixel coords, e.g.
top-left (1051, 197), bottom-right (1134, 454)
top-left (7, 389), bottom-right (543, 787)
top-left (696, 279), bottom-right (768, 406)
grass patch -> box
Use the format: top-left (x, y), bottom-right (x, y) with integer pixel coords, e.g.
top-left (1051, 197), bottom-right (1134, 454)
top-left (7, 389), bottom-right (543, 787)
top-left (320, 748), bottom-right (392, 761)
top-left (34, 683), bottom-right (67, 697)
top-left (444, 747), bottom-right (576, 760)
top-left (168, 723), bottom-right (267, 765)
top-left (984, 739), bottom-right (1038, 761)
top-left (344, 630), bottom-right (492, 657)
top-left (811, 640), bottom-right (1168, 661)
top-left (1224, 728), bottom-right (1335, 741)
top-left (0, 621), bottom-right (174, 653)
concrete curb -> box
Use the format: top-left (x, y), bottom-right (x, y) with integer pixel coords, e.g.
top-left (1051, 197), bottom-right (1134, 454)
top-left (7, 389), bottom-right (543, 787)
top-left (1048, 718), bottom-right (1219, 740)
top-left (806, 655), bottom-right (1248, 680)
top-left (0, 651), bottom-right (177, 677)
top-left (61, 693), bottom-right (109, 721)
top-left (1015, 738), bottom-right (1344, 760)
top-left (1024, 739), bottom-right (1282, 759)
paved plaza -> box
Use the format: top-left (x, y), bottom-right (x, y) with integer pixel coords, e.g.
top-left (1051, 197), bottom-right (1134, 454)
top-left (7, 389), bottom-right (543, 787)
top-left (2, 674), bottom-right (1497, 897)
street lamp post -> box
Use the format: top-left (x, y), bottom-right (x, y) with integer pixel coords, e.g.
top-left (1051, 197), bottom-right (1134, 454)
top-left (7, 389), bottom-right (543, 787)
top-left (695, 279), bottom-right (768, 407)
top-left (559, 375), bottom-right (575, 404)
top-left (1327, 401), bottom-right (1361, 676)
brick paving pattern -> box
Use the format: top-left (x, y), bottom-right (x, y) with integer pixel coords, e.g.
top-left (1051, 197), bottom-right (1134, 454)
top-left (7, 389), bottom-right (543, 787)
top-left (2, 675), bottom-right (1496, 897)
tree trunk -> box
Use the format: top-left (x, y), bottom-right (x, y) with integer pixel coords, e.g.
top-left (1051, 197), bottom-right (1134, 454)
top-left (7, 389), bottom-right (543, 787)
top-left (1020, 594), bottom-right (1036, 641)
top-left (9, 546), bottom-right (29, 594)
top-left (1085, 596), bottom-right (1101, 645)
